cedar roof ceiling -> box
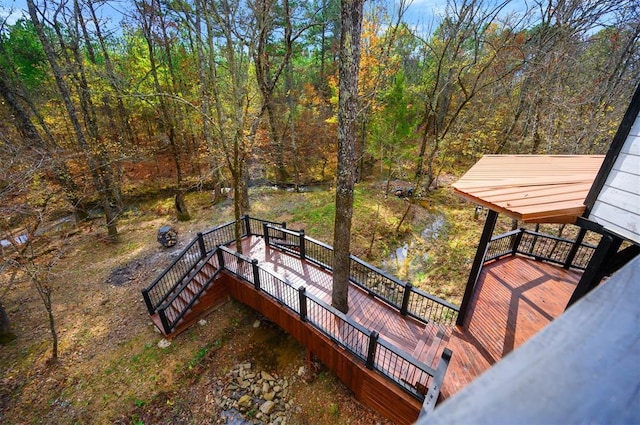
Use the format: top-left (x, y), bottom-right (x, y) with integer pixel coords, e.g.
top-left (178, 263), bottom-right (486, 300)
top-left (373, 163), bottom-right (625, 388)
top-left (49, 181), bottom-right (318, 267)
top-left (452, 155), bottom-right (605, 224)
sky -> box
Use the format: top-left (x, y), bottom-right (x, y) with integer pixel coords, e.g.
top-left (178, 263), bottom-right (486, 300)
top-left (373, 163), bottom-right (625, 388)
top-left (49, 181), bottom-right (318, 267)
top-left (0, 0), bottom-right (131, 27)
top-left (1, 0), bottom-right (533, 36)
top-left (1, 0), bottom-right (457, 28)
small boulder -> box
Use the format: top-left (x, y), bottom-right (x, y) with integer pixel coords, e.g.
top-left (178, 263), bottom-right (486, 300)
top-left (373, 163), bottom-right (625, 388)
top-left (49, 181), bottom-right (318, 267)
top-left (238, 394), bottom-right (252, 409)
top-left (259, 400), bottom-right (275, 415)
top-left (263, 392), bottom-right (275, 401)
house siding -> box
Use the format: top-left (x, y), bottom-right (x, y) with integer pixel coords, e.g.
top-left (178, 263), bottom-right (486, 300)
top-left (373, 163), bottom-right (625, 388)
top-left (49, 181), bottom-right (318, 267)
top-left (589, 111), bottom-right (640, 244)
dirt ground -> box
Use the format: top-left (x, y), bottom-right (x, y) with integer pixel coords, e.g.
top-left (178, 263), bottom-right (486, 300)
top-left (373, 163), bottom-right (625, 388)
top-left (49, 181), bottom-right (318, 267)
top-left (0, 193), bottom-right (393, 425)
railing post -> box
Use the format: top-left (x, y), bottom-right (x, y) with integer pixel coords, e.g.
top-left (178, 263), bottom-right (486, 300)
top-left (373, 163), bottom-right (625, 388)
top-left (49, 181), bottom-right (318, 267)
top-left (510, 228), bottom-right (525, 255)
top-left (419, 348), bottom-right (453, 418)
top-left (400, 282), bottom-right (412, 315)
top-left (529, 223), bottom-right (540, 254)
top-left (216, 246), bottom-right (225, 269)
top-left (159, 308), bottom-right (172, 336)
top-left (298, 287), bottom-right (307, 322)
top-left (197, 232), bottom-right (207, 259)
top-left (243, 215), bottom-right (251, 236)
top-left (263, 223), bottom-right (270, 246)
top-left (142, 289), bottom-right (155, 314)
top-left (366, 331), bottom-right (379, 369)
top-left (564, 227), bottom-right (587, 269)
top-left (252, 259), bottom-right (260, 291)
top-left (299, 230), bottom-right (306, 260)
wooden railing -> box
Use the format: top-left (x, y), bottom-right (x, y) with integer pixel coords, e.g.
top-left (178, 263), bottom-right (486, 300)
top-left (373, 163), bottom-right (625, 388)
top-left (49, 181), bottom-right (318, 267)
top-left (485, 228), bottom-right (597, 270)
top-left (215, 245), bottom-right (451, 403)
top-left (263, 224), bottom-right (459, 327)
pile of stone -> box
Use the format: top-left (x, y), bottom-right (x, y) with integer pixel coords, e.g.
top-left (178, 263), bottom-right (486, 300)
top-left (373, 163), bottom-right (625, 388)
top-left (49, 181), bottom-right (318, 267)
top-left (213, 362), bottom-right (294, 424)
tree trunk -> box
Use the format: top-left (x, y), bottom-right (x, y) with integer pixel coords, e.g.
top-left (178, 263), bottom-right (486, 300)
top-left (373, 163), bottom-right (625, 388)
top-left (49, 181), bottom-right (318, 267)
top-left (332, 0), bottom-right (364, 314)
top-left (0, 302), bottom-right (16, 344)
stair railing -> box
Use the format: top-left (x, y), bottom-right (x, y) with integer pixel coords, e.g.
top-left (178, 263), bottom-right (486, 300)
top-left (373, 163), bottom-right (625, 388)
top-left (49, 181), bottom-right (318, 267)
top-left (143, 216), bottom-right (287, 316)
top-left (156, 247), bottom-right (222, 335)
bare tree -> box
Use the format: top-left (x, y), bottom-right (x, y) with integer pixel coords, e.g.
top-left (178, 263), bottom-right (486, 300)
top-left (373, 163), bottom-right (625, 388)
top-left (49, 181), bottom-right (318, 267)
top-left (413, 0), bottom-right (526, 190)
top-left (26, 0), bottom-right (120, 239)
top-left (0, 137), bottom-right (62, 360)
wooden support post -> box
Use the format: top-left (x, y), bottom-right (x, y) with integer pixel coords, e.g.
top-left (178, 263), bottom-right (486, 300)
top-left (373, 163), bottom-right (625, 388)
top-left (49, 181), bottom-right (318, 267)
top-left (401, 282), bottom-right (412, 316)
top-left (366, 331), bottom-right (379, 369)
top-left (252, 259), bottom-right (260, 291)
top-left (298, 287), bottom-right (307, 322)
top-left (263, 223), bottom-right (270, 246)
top-left (564, 227), bottom-right (587, 269)
top-left (299, 230), bottom-right (306, 260)
top-left (566, 234), bottom-right (621, 309)
top-left (243, 215), bottom-right (251, 236)
top-left (197, 232), bottom-right (207, 259)
top-left (456, 209), bottom-right (498, 327)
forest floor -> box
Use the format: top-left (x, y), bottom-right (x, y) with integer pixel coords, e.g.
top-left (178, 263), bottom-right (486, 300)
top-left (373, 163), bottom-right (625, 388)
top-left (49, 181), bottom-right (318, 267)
top-left (0, 180), bottom-right (528, 424)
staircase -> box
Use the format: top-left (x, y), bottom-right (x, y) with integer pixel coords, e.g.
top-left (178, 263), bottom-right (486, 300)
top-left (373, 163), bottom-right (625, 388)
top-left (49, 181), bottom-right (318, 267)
top-left (142, 217), bottom-right (287, 337)
top-left (149, 260), bottom-right (223, 337)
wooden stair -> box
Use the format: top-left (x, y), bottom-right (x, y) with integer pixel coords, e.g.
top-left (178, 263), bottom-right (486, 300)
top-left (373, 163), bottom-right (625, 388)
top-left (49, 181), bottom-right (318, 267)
top-left (151, 260), bottom-right (229, 338)
top-left (413, 324), bottom-right (452, 369)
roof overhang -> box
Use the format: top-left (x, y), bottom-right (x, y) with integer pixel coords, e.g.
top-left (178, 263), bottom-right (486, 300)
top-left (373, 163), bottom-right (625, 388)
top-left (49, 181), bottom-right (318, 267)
top-left (452, 155), bottom-right (605, 224)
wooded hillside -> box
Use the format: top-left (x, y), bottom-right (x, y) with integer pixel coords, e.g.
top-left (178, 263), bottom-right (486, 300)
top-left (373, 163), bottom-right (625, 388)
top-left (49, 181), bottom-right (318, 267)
top-left (1, 0), bottom-right (637, 238)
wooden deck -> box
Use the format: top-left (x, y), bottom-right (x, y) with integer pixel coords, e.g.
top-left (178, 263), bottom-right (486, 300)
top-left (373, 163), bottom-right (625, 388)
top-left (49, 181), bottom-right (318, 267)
top-left (149, 231), bottom-right (585, 423)
top-left (236, 237), bottom-right (449, 370)
top-left (441, 256), bottom-right (581, 399)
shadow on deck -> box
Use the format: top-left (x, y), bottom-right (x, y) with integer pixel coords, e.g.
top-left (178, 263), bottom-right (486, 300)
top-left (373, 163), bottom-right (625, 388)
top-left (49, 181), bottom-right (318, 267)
top-left (443, 256), bottom-right (581, 399)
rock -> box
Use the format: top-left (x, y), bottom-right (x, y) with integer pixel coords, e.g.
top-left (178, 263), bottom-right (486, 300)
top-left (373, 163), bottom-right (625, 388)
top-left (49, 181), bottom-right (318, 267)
top-left (273, 385), bottom-right (282, 393)
top-left (240, 362), bottom-right (252, 370)
top-left (238, 395), bottom-right (252, 409)
top-left (259, 400), bottom-right (275, 415)
top-left (157, 339), bottom-right (171, 348)
top-left (253, 319), bottom-right (261, 328)
top-left (263, 392), bottom-right (275, 401)
top-left (297, 366), bottom-right (306, 376)
top-left (198, 319), bottom-right (207, 326)
top-left (261, 371), bottom-right (275, 381)
top-left (262, 382), bottom-right (270, 393)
